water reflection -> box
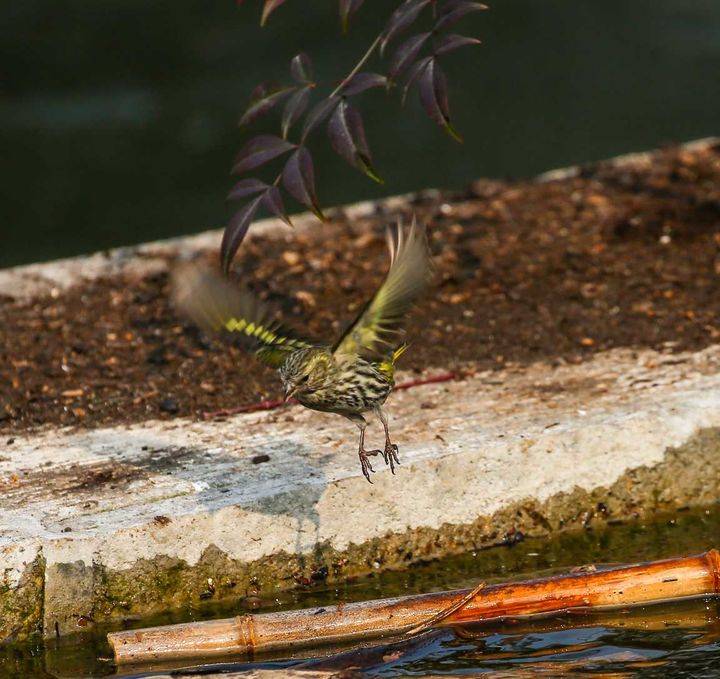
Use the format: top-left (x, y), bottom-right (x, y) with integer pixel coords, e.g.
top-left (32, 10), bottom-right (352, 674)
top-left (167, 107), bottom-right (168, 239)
top-left (398, 614), bottom-right (720, 676)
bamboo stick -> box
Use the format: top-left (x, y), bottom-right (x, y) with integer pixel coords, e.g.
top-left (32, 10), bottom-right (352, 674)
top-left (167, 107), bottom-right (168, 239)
top-left (109, 549), bottom-right (720, 665)
top-left (113, 599), bottom-right (720, 677)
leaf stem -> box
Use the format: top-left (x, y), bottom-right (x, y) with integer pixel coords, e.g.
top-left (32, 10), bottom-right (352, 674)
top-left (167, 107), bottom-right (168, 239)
top-left (330, 31), bottom-right (384, 98)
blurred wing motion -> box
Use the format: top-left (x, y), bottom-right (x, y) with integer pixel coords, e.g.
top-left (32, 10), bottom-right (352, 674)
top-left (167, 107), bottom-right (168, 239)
top-left (332, 218), bottom-right (432, 362)
top-left (171, 264), bottom-right (312, 368)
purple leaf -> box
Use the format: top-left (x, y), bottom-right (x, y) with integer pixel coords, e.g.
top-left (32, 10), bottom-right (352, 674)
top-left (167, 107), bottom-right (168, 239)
top-left (281, 85), bottom-right (313, 139)
top-left (260, 0), bottom-right (289, 25)
top-left (301, 96), bottom-right (340, 141)
top-left (433, 33), bottom-right (482, 55)
top-left (401, 56), bottom-right (431, 104)
top-left (327, 100), bottom-right (383, 183)
top-left (435, 1), bottom-right (488, 32)
top-left (389, 32), bottom-right (431, 81)
top-left (262, 186), bottom-right (293, 227)
top-left (282, 147), bottom-right (325, 220)
top-left (418, 58), bottom-right (462, 141)
top-left (381, 0), bottom-right (431, 55)
top-left (339, 0), bottom-right (365, 32)
top-left (290, 52), bottom-right (314, 83)
top-left (339, 72), bottom-right (387, 96)
top-left (220, 195), bottom-right (263, 272)
top-left (227, 178), bottom-right (269, 201)
top-left (239, 83), bottom-right (295, 126)
top-left (232, 135), bottom-right (295, 174)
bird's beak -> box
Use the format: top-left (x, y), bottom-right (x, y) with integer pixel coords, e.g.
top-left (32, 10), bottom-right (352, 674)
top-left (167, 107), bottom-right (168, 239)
top-left (284, 385), bottom-right (296, 402)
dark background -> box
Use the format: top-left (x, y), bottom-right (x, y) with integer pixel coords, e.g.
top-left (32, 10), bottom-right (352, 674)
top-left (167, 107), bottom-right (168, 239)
top-left (1, 0), bottom-right (718, 267)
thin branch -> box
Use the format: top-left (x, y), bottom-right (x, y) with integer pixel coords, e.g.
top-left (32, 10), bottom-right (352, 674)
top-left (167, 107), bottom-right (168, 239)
top-left (330, 32), bottom-right (384, 98)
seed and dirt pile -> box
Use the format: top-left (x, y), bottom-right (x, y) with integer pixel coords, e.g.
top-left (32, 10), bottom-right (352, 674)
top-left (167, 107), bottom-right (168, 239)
top-left (2, 143), bottom-right (720, 434)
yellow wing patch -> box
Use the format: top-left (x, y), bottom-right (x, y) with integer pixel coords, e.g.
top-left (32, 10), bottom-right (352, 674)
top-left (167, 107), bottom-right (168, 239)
top-left (225, 317), bottom-right (280, 343)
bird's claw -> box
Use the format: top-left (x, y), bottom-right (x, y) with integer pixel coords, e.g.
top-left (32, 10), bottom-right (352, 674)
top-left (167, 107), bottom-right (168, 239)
top-left (383, 442), bottom-right (400, 474)
top-left (359, 449), bottom-right (381, 483)
top-left (358, 444), bottom-right (399, 482)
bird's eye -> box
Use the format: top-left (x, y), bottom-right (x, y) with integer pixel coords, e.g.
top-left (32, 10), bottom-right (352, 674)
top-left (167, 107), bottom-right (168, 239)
top-left (299, 374), bottom-right (310, 384)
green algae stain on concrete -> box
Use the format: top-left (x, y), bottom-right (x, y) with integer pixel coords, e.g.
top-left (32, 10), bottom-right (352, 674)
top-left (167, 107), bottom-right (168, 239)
top-left (36, 427), bottom-right (720, 638)
top-left (0, 553), bottom-right (45, 643)
top-left (93, 546), bottom-right (329, 626)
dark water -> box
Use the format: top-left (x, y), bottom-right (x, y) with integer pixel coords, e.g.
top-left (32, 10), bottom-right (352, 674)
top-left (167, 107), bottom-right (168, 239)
top-left (2, 0), bottom-right (718, 267)
top-left (3, 504), bottom-right (719, 677)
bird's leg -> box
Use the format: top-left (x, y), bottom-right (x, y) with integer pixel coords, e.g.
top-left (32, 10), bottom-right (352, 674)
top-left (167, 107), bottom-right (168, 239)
top-left (351, 415), bottom-right (382, 483)
top-left (376, 408), bottom-right (400, 474)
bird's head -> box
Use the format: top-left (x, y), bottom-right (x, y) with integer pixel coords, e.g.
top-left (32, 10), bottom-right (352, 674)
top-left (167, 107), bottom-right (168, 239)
top-left (280, 349), bottom-right (331, 401)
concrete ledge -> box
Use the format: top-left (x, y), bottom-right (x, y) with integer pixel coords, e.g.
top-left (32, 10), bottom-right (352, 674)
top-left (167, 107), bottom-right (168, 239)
top-left (4, 137), bottom-right (720, 643)
top-left (2, 137), bottom-right (716, 302)
top-left (3, 344), bottom-right (720, 640)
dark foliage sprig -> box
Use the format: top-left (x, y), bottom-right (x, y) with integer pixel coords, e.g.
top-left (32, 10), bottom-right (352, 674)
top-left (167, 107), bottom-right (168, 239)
top-left (224, 0), bottom-right (486, 271)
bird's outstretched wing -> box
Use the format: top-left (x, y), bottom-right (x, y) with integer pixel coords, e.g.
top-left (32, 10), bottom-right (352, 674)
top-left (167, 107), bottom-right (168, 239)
top-left (332, 218), bottom-right (432, 362)
top-left (171, 264), bottom-right (313, 368)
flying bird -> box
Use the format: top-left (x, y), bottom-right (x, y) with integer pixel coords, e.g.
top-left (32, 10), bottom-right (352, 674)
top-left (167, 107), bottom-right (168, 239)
top-left (172, 220), bottom-right (433, 482)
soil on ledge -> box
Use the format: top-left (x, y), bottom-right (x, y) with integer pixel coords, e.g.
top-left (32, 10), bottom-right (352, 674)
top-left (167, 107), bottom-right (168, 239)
top-left (2, 143), bottom-right (720, 434)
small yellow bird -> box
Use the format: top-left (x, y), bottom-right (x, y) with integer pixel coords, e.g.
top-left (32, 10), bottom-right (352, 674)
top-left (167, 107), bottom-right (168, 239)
top-left (172, 220), bottom-right (432, 482)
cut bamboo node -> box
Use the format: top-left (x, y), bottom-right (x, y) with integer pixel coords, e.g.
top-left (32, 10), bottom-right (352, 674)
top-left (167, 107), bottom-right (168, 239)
top-left (705, 549), bottom-right (720, 594)
top-left (236, 615), bottom-right (256, 656)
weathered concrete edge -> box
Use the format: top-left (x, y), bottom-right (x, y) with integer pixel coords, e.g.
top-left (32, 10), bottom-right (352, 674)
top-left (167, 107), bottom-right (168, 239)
top-left (4, 422), bottom-right (720, 642)
top-left (535, 136), bottom-right (718, 182)
top-left (2, 137), bottom-right (717, 301)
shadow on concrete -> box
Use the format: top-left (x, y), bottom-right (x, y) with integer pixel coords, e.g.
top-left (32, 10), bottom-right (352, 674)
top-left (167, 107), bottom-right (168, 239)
top-left (71, 430), bottom-right (332, 566)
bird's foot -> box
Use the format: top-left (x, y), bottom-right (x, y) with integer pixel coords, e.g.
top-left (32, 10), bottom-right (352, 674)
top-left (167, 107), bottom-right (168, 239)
top-left (382, 441), bottom-right (400, 474)
top-left (358, 449), bottom-right (382, 483)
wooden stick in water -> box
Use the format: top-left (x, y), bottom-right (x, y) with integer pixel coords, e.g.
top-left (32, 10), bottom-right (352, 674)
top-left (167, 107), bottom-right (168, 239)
top-left (109, 549), bottom-right (720, 665)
